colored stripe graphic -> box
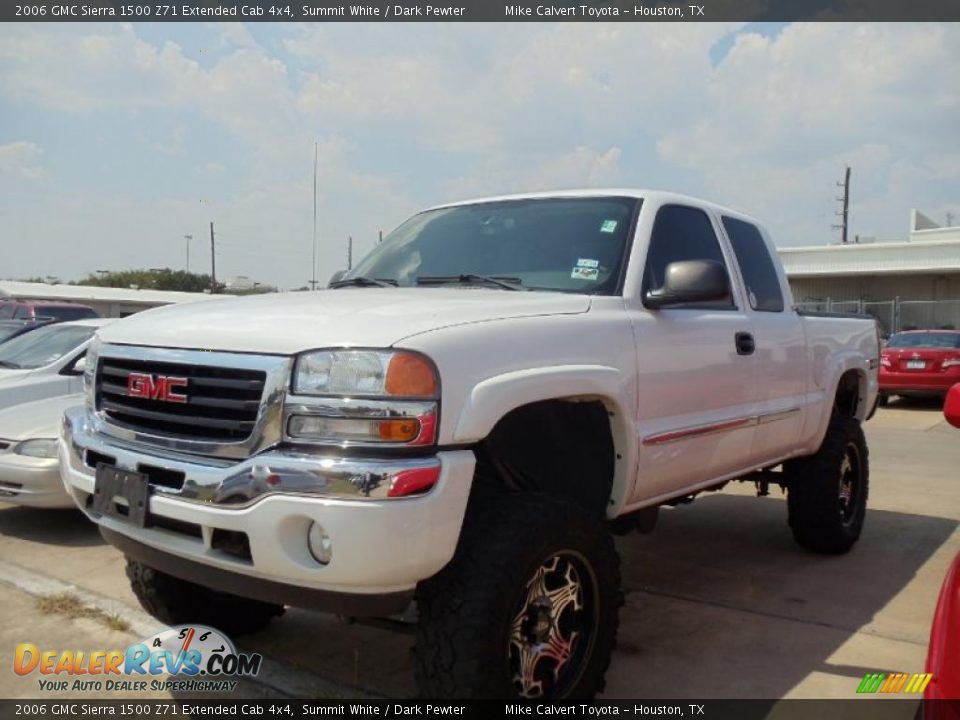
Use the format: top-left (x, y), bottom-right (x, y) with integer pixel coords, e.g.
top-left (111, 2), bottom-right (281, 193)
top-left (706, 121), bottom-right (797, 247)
top-left (858, 672), bottom-right (933, 694)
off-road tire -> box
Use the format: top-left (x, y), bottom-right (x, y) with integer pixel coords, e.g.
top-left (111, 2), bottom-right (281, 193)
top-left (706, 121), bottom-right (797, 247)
top-left (413, 493), bottom-right (622, 699)
top-left (126, 558), bottom-right (284, 636)
top-left (785, 414), bottom-right (869, 554)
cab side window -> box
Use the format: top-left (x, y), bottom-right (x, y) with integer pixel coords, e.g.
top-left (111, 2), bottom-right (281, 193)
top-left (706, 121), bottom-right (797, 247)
top-left (722, 216), bottom-right (785, 312)
top-left (13, 306), bottom-right (30, 320)
top-left (642, 204), bottom-right (734, 309)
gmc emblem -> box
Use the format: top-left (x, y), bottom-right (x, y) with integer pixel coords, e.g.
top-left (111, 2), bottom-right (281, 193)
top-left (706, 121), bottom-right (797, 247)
top-left (126, 373), bottom-right (189, 404)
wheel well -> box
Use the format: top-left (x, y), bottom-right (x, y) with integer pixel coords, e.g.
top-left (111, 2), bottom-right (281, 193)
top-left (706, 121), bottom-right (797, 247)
top-left (473, 399), bottom-right (615, 516)
top-left (834, 370), bottom-right (863, 418)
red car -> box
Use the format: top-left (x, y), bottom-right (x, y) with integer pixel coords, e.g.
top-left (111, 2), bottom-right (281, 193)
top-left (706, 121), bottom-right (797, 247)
top-left (879, 330), bottom-right (960, 404)
top-left (923, 384), bottom-right (960, 715)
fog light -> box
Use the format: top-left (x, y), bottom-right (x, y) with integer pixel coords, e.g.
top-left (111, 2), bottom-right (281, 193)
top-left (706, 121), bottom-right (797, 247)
top-left (307, 522), bottom-right (333, 565)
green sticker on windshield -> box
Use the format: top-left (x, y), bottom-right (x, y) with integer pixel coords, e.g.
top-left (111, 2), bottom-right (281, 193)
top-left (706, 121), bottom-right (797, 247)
top-left (600, 220), bottom-right (618, 233)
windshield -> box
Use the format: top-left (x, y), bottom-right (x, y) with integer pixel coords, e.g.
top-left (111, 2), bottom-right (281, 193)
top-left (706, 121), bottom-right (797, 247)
top-left (0, 324), bottom-right (95, 369)
top-left (346, 196), bottom-right (640, 294)
top-left (0, 304), bottom-right (15, 319)
top-left (886, 332), bottom-right (960, 349)
top-left (0, 325), bottom-right (29, 344)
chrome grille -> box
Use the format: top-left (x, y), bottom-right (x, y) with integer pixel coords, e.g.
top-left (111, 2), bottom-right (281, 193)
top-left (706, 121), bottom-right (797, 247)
top-left (97, 358), bottom-right (266, 442)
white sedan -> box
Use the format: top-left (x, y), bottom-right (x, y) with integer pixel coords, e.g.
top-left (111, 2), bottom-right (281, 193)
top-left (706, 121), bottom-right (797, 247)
top-left (0, 394), bottom-right (84, 508)
top-left (0, 319), bottom-right (111, 410)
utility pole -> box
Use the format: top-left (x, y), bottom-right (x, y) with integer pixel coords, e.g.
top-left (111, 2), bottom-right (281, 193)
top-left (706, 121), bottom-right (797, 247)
top-left (347, 236), bottom-right (353, 270)
top-left (947, 212), bottom-right (955, 228)
top-left (833, 166), bottom-right (851, 244)
top-left (209, 222), bottom-right (217, 293)
top-left (184, 234), bottom-right (193, 272)
top-left (310, 142), bottom-right (318, 291)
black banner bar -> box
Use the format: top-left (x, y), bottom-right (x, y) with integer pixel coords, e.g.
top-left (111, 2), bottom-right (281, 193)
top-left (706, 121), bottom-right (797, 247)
top-left (2, 0), bottom-right (959, 23)
top-left (1, 700), bottom-right (958, 720)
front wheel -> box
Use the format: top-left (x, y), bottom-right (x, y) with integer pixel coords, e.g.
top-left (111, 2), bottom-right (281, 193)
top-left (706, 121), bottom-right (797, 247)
top-left (785, 414), bottom-right (869, 554)
top-left (414, 493), bottom-right (622, 699)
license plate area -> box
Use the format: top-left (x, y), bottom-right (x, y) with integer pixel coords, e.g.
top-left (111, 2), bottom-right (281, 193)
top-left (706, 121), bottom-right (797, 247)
top-left (92, 464), bottom-right (150, 528)
top-left (905, 360), bottom-right (927, 370)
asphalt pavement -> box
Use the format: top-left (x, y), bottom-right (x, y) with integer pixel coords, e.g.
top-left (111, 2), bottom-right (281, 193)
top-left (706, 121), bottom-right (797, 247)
top-left (0, 397), bottom-right (956, 700)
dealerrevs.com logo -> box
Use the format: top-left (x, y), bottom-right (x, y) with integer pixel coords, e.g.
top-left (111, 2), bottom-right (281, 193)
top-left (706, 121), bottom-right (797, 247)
top-left (14, 625), bottom-right (262, 693)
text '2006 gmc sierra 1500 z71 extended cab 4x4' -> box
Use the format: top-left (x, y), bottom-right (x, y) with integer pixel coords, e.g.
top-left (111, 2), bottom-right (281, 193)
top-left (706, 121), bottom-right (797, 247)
top-left (60, 190), bottom-right (880, 699)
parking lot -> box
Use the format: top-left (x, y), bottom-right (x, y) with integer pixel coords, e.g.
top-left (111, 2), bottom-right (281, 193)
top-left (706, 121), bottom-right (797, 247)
top-left (1, 398), bottom-right (957, 700)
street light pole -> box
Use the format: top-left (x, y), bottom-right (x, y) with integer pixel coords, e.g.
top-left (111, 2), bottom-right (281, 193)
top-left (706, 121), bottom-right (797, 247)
top-left (184, 234), bottom-right (193, 272)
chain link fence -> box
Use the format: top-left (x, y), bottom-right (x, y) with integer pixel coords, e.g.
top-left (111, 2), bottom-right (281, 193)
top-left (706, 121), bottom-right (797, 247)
top-left (794, 298), bottom-right (960, 335)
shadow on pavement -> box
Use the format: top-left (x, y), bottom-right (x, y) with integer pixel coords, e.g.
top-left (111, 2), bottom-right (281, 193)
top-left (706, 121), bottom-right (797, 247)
top-left (886, 395), bottom-right (946, 412)
top-left (233, 492), bottom-right (957, 699)
top-left (0, 505), bottom-right (105, 548)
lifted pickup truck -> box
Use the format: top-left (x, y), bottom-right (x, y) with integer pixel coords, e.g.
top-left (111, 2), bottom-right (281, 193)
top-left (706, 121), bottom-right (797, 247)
top-left (60, 190), bottom-right (879, 698)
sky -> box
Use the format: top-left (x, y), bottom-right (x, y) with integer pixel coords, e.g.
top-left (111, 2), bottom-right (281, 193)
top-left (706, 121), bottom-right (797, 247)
top-left (1, 21), bottom-right (958, 290)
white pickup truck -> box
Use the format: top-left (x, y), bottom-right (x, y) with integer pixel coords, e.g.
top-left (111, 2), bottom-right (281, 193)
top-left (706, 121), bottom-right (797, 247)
top-left (60, 190), bottom-right (879, 699)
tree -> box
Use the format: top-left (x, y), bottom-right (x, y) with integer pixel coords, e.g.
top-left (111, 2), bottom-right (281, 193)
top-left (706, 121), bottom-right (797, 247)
top-left (77, 269), bottom-right (216, 293)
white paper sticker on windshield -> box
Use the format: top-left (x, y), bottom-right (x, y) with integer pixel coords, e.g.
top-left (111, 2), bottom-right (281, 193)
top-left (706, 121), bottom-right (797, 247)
top-left (600, 220), bottom-right (618, 233)
top-left (576, 258), bottom-right (599, 268)
top-left (571, 266), bottom-right (599, 281)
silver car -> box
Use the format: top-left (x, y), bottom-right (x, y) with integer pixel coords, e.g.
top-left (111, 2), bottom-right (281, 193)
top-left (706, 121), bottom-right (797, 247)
top-left (0, 394), bottom-right (84, 508)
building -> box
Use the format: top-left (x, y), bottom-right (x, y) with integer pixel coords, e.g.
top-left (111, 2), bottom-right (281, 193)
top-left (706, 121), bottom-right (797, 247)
top-left (0, 281), bottom-right (226, 318)
top-left (779, 210), bottom-right (960, 334)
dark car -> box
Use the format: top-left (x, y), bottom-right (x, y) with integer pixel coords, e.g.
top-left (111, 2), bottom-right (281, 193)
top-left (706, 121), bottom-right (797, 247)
top-left (0, 299), bottom-right (99, 322)
top-left (879, 330), bottom-right (960, 404)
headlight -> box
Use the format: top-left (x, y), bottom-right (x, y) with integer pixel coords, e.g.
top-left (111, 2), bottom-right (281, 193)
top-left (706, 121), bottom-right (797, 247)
top-left (14, 438), bottom-right (58, 459)
top-left (293, 350), bottom-right (438, 398)
top-left (288, 349), bottom-right (440, 446)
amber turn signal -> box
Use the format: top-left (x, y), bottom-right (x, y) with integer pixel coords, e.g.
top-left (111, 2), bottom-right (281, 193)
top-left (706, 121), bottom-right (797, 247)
top-left (377, 418), bottom-right (421, 442)
top-left (385, 353), bottom-right (439, 397)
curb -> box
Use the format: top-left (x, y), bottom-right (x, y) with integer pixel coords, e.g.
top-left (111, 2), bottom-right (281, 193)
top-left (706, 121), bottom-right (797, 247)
top-left (0, 559), bottom-right (381, 700)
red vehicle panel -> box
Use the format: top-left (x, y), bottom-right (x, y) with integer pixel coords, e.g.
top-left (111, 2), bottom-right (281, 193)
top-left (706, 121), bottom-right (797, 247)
top-left (924, 552), bottom-right (960, 713)
top-left (880, 331), bottom-right (960, 398)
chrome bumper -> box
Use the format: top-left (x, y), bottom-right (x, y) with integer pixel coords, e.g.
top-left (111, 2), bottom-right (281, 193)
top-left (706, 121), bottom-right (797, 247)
top-left (62, 406), bottom-right (441, 506)
top-left (59, 406), bottom-right (476, 597)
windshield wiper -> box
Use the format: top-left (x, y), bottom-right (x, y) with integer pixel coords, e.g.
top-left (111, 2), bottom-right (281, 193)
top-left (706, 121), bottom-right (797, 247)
top-left (417, 274), bottom-right (526, 291)
top-left (0, 361), bottom-right (21, 369)
top-left (329, 276), bottom-right (398, 289)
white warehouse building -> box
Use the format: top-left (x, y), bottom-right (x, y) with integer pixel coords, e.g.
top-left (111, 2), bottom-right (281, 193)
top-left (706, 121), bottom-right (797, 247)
top-left (778, 210), bottom-right (960, 335)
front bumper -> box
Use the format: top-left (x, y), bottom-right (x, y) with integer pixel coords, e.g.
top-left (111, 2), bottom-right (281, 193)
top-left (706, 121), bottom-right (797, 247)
top-left (59, 407), bottom-right (476, 613)
top-left (0, 453), bottom-right (74, 509)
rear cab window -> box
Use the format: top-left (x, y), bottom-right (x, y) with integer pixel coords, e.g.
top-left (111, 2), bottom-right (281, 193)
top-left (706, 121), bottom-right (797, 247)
top-left (722, 216), bottom-right (785, 313)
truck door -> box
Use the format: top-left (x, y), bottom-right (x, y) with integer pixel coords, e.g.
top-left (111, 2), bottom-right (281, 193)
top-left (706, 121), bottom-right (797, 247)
top-left (720, 216), bottom-right (806, 463)
top-left (627, 203), bottom-right (758, 504)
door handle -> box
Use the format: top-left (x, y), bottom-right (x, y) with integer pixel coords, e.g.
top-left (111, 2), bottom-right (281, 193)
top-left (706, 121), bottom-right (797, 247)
top-left (735, 332), bottom-right (755, 356)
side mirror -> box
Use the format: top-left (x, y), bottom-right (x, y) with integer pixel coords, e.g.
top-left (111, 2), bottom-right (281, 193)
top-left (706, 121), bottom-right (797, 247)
top-left (945, 384), bottom-right (960, 429)
top-left (69, 356), bottom-right (86, 376)
top-left (328, 270), bottom-right (347, 287)
top-left (645, 260), bottom-right (730, 309)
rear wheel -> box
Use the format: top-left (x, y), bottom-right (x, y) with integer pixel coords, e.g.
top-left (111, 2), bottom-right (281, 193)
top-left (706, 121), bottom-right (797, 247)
top-left (126, 559), bottom-right (284, 636)
top-left (414, 493), bottom-right (621, 698)
top-left (785, 414), bottom-right (869, 554)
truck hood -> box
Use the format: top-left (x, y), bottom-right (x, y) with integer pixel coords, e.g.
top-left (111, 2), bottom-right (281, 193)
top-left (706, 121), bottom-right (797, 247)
top-left (97, 288), bottom-right (591, 355)
top-left (0, 393), bottom-right (83, 441)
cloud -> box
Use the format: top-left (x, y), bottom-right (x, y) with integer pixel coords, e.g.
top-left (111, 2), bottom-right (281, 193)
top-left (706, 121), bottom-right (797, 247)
top-left (658, 22), bottom-right (960, 243)
top-left (0, 141), bottom-right (45, 181)
top-left (0, 22), bottom-right (957, 288)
